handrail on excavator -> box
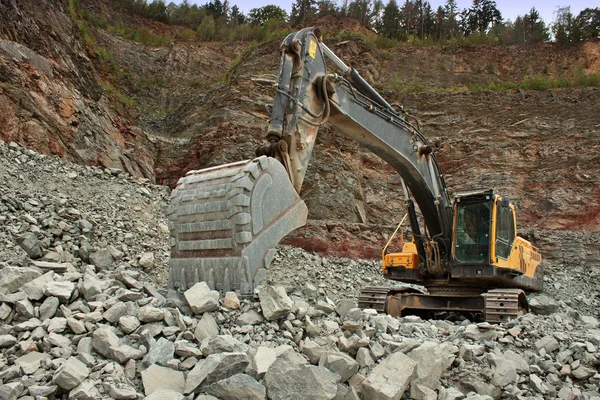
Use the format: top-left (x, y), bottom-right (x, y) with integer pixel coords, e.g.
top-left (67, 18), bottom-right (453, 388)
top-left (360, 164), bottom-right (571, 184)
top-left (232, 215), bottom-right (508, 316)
top-left (382, 213), bottom-right (408, 260)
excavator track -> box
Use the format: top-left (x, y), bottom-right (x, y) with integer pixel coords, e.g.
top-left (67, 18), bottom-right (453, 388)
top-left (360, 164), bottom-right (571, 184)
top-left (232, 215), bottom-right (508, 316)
top-left (167, 156), bottom-right (307, 294)
top-left (483, 289), bottom-right (528, 323)
top-left (357, 287), bottom-right (393, 313)
top-left (358, 286), bottom-right (527, 323)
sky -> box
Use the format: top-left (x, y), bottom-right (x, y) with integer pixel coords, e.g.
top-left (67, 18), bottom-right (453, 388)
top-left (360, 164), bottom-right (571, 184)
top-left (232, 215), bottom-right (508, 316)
top-left (183, 0), bottom-right (591, 26)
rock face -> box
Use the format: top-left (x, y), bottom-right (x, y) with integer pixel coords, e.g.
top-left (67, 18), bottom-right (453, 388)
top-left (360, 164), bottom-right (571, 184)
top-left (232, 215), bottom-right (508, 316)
top-left (361, 352), bottom-right (417, 400)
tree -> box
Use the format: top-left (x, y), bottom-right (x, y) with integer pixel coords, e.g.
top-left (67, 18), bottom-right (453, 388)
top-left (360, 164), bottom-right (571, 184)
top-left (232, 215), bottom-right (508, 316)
top-left (552, 6), bottom-right (575, 44)
top-left (290, 0), bottom-right (317, 25)
top-left (443, 0), bottom-right (459, 38)
top-left (248, 5), bottom-right (288, 26)
top-left (316, 0), bottom-right (339, 18)
top-left (380, 0), bottom-right (402, 38)
top-left (197, 14), bottom-right (216, 40)
top-left (574, 8), bottom-right (600, 40)
top-left (511, 8), bottom-right (550, 43)
top-left (464, 0), bottom-right (502, 35)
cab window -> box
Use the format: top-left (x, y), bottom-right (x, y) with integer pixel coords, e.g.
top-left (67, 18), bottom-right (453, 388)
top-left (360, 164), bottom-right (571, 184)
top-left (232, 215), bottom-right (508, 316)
top-left (495, 203), bottom-right (515, 259)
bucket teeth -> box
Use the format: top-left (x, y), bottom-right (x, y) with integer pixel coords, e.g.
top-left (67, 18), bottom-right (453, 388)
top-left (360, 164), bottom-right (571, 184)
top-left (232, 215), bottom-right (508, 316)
top-left (168, 156), bottom-right (308, 295)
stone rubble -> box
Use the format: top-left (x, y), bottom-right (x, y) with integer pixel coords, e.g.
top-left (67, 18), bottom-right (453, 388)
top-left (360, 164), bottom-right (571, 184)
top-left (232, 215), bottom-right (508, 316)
top-left (0, 138), bottom-right (599, 399)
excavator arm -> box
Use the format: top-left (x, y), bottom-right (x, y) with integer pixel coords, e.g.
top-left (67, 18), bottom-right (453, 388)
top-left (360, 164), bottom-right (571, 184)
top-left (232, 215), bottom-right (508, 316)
top-left (168, 28), bottom-right (454, 294)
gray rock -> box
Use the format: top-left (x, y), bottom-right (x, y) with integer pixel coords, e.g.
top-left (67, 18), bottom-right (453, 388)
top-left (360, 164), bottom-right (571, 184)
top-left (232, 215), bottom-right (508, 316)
top-left (259, 285), bottom-right (294, 321)
top-left (361, 352), bottom-right (417, 400)
top-left (529, 373), bottom-right (548, 394)
top-left (27, 385), bottom-right (58, 397)
top-left (535, 336), bottom-right (559, 353)
top-left (184, 282), bottom-right (219, 314)
top-left (316, 297), bottom-right (337, 314)
top-left (356, 347), bottom-right (375, 368)
top-left (39, 296), bottom-right (60, 320)
top-left (53, 357), bottom-right (90, 390)
top-left (264, 354), bottom-right (339, 400)
top-left (488, 354), bottom-right (517, 388)
top-left (0, 382), bottom-right (24, 400)
top-left (175, 340), bottom-right (203, 358)
top-left (336, 299), bottom-right (357, 317)
top-left (503, 350), bottom-right (529, 375)
top-left (44, 281), bottom-right (74, 303)
top-left (529, 294), bottom-right (560, 315)
top-left (236, 309), bottom-right (264, 325)
top-left (223, 291), bottom-right (240, 309)
top-left (89, 249), bottom-right (114, 271)
top-left (119, 315), bottom-right (141, 334)
top-left (319, 352), bottom-right (360, 382)
top-left (92, 327), bottom-right (120, 358)
top-left (0, 334), bottom-right (17, 348)
top-left (408, 342), bottom-right (452, 391)
top-left (141, 364), bottom-right (185, 395)
top-left (70, 380), bottom-right (101, 399)
top-left (112, 344), bottom-right (145, 364)
top-left (15, 351), bottom-right (51, 375)
top-left (572, 366), bottom-right (596, 380)
top-left (17, 232), bottom-right (43, 259)
top-left (201, 335), bottom-right (249, 355)
top-left (81, 273), bottom-right (103, 301)
top-left (250, 346), bottom-right (277, 379)
top-left (0, 266), bottom-right (41, 295)
top-left (139, 252), bottom-right (155, 268)
top-left (464, 324), bottom-right (498, 342)
top-left (142, 337), bottom-right (175, 368)
top-left (194, 312), bottom-right (219, 342)
top-left (47, 317), bottom-right (67, 333)
top-left (103, 302), bottom-right (128, 324)
top-left (184, 352), bottom-right (250, 394)
top-left (456, 377), bottom-right (501, 400)
top-left (139, 306), bottom-right (164, 322)
top-left (21, 271), bottom-right (55, 301)
top-left (104, 382), bottom-right (138, 399)
top-left (205, 373), bottom-right (266, 400)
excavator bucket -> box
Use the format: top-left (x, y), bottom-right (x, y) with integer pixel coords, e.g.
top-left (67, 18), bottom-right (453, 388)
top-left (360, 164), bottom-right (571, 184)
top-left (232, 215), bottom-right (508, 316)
top-left (167, 156), bottom-right (308, 295)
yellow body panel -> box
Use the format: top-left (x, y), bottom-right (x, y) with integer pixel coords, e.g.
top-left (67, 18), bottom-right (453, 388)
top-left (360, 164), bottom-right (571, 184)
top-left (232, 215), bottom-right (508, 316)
top-left (490, 196), bottom-right (542, 279)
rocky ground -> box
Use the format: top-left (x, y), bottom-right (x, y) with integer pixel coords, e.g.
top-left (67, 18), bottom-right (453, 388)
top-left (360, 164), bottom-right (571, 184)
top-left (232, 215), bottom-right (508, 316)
top-left (1, 138), bottom-right (599, 400)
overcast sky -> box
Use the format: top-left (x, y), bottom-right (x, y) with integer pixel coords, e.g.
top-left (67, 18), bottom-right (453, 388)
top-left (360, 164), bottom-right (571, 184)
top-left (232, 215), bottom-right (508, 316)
top-left (182, 0), bottom-right (590, 26)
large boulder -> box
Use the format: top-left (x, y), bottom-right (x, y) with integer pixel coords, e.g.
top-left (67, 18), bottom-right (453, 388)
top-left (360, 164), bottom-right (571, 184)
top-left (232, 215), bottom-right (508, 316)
top-left (529, 294), bottom-right (559, 315)
top-left (319, 352), bottom-right (359, 382)
top-left (53, 357), bottom-right (89, 390)
top-left (408, 342), bottom-right (453, 394)
top-left (141, 364), bottom-right (185, 395)
top-left (184, 282), bottom-right (219, 314)
top-left (0, 267), bottom-right (41, 295)
top-left (259, 285), bottom-right (293, 321)
top-left (205, 373), bottom-right (266, 400)
top-left (361, 352), bottom-right (417, 400)
top-left (184, 352), bottom-right (249, 394)
top-left (488, 354), bottom-right (518, 388)
top-left (194, 312), bottom-right (219, 342)
top-left (17, 232), bottom-right (43, 259)
top-left (264, 353), bottom-right (339, 400)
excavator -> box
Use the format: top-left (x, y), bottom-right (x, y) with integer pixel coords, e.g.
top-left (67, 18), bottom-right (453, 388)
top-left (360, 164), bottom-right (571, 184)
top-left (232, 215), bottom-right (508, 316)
top-left (167, 28), bottom-right (543, 323)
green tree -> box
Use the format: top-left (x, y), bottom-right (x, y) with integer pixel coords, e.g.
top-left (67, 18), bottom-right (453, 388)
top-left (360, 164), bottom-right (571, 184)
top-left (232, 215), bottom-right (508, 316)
top-left (381, 0), bottom-right (402, 38)
top-left (552, 6), bottom-right (575, 44)
top-left (248, 5), bottom-right (288, 26)
top-left (197, 14), bottom-right (216, 40)
top-left (464, 0), bottom-right (502, 35)
top-left (511, 8), bottom-right (550, 43)
top-left (316, 0), bottom-right (339, 17)
top-left (574, 8), bottom-right (600, 40)
top-left (443, 0), bottom-right (459, 38)
top-left (291, 0), bottom-right (318, 25)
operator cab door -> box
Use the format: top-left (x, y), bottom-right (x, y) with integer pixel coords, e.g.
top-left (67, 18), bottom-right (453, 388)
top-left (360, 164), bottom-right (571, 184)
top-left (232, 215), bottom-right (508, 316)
top-left (494, 198), bottom-right (516, 262)
top-left (453, 198), bottom-right (492, 265)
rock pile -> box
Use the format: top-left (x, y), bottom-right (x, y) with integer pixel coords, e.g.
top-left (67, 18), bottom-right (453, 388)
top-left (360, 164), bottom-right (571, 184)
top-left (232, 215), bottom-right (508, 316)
top-left (0, 138), bottom-right (599, 399)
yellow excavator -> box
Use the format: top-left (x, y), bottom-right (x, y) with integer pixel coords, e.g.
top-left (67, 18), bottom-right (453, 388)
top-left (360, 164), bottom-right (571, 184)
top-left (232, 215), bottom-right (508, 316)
top-left (167, 28), bottom-right (543, 322)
